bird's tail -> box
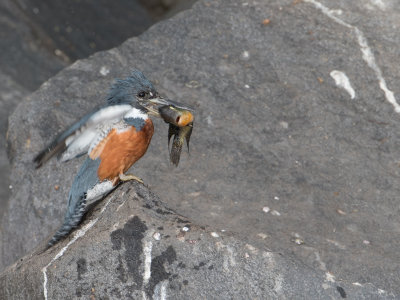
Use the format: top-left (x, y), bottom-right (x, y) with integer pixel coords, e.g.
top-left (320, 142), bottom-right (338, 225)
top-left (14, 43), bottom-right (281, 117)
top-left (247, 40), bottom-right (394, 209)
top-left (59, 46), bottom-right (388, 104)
top-left (48, 157), bottom-right (101, 247)
top-left (48, 195), bottom-right (87, 246)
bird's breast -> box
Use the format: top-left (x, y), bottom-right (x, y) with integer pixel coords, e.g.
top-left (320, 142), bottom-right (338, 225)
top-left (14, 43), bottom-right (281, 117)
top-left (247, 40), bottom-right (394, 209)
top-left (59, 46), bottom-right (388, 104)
top-left (93, 118), bottom-right (154, 182)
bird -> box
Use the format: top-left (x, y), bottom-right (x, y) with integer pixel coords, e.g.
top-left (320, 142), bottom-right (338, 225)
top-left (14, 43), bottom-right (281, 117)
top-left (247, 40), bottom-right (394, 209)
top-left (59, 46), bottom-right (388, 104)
top-left (34, 70), bottom-right (189, 247)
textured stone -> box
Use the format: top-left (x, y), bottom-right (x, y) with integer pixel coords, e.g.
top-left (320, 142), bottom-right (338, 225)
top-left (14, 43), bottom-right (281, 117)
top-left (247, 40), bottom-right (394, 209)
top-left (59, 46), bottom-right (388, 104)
top-left (2, 0), bottom-right (400, 298)
top-left (0, 72), bottom-right (28, 222)
top-left (0, 183), bottom-right (387, 299)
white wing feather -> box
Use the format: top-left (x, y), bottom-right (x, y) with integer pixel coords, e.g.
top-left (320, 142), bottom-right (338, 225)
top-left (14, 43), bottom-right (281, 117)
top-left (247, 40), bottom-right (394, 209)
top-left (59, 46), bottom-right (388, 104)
top-left (59, 104), bottom-right (132, 161)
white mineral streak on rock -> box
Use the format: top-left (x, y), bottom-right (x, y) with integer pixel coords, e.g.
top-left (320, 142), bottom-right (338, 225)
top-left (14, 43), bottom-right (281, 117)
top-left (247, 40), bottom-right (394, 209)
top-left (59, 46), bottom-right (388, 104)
top-left (370, 0), bottom-right (386, 10)
top-left (330, 70), bottom-right (356, 99)
top-left (143, 239), bottom-right (153, 285)
top-left (42, 196), bottom-right (114, 300)
top-left (305, 0), bottom-right (400, 113)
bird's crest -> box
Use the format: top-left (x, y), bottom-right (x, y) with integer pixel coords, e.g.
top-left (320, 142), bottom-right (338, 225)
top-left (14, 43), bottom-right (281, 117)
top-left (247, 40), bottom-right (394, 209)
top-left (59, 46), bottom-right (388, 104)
top-left (107, 70), bottom-right (155, 105)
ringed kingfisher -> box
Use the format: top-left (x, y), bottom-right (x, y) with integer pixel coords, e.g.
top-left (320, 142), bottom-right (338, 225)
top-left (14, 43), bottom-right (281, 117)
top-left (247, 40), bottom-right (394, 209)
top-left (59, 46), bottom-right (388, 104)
top-left (34, 70), bottom-right (193, 247)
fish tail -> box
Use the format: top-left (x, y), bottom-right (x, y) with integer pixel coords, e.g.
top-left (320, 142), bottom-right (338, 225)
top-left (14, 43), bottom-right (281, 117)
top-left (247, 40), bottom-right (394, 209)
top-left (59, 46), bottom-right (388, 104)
top-left (170, 137), bottom-right (183, 166)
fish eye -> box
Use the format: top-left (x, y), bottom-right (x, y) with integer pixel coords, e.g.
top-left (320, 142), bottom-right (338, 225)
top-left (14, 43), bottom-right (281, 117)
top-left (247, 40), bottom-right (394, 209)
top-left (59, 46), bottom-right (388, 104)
top-left (138, 91), bottom-right (146, 98)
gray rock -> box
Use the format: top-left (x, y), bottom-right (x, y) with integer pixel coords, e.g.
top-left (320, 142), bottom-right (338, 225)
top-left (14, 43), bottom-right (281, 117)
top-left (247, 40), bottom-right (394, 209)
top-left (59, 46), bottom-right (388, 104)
top-left (138, 0), bottom-right (197, 20)
top-left (0, 0), bottom-right (67, 90)
top-left (1, 0), bottom-right (400, 297)
top-left (0, 0), bottom-right (66, 222)
top-left (0, 71), bottom-right (28, 222)
top-left (12, 0), bottom-right (154, 63)
top-left (0, 0), bottom-right (154, 91)
top-left (0, 183), bottom-right (388, 299)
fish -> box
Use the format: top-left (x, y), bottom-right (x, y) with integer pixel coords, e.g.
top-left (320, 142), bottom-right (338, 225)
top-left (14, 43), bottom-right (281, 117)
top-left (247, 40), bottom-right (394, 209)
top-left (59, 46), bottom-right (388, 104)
top-left (167, 124), bottom-right (193, 166)
top-left (158, 105), bottom-right (194, 166)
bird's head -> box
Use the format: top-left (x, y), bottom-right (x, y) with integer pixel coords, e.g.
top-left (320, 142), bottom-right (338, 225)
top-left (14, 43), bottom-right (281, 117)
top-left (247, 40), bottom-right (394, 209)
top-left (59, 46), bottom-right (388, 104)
top-left (107, 69), bottom-right (193, 116)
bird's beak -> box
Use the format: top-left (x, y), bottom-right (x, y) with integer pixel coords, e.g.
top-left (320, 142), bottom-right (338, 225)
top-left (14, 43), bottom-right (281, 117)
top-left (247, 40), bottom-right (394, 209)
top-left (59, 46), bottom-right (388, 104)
top-left (148, 97), bottom-right (194, 111)
top-left (146, 96), bottom-right (194, 117)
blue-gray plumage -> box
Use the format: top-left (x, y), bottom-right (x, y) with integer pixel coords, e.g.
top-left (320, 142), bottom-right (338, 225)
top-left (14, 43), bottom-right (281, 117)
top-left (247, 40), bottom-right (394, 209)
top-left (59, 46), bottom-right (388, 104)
top-left (48, 158), bottom-right (109, 246)
top-left (107, 70), bottom-right (155, 105)
top-left (123, 117), bottom-right (146, 130)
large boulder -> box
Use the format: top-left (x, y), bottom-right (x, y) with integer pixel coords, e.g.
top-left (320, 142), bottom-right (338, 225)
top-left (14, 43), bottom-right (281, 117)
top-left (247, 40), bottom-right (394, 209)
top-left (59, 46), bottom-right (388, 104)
top-left (1, 0), bottom-right (400, 297)
top-left (0, 183), bottom-right (386, 299)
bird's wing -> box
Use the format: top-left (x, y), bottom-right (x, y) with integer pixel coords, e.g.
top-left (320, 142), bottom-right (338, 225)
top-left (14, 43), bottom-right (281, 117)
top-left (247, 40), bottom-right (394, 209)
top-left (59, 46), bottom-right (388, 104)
top-left (34, 104), bottom-right (132, 168)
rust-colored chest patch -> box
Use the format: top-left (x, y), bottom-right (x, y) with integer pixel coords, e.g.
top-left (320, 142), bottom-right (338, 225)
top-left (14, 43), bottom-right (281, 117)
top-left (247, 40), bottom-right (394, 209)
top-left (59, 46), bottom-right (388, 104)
top-left (94, 119), bottom-right (154, 182)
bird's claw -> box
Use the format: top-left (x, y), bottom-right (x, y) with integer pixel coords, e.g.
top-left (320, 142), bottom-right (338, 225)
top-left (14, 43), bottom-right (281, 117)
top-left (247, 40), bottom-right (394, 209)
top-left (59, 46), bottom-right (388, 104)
top-left (119, 173), bottom-right (144, 184)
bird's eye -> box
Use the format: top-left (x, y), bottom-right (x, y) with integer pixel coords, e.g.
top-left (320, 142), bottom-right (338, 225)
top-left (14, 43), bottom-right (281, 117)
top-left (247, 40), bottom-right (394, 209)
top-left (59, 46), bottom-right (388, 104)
top-left (138, 91), bottom-right (146, 98)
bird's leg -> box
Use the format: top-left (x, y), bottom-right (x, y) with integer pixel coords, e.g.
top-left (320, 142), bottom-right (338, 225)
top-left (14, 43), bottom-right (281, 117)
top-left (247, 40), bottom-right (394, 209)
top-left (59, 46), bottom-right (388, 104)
top-left (119, 173), bottom-right (144, 184)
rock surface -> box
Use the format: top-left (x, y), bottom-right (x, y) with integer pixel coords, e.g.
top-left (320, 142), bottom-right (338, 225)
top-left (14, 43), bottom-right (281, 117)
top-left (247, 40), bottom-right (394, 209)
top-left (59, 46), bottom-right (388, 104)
top-left (2, 0), bottom-right (400, 298)
top-left (0, 72), bottom-right (29, 222)
top-left (0, 183), bottom-right (386, 299)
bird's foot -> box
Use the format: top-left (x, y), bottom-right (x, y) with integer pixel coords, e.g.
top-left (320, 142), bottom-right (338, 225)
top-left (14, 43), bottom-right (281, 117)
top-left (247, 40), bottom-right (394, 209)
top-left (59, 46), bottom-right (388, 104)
top-left (119, 173), bottom-right (144, 184)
